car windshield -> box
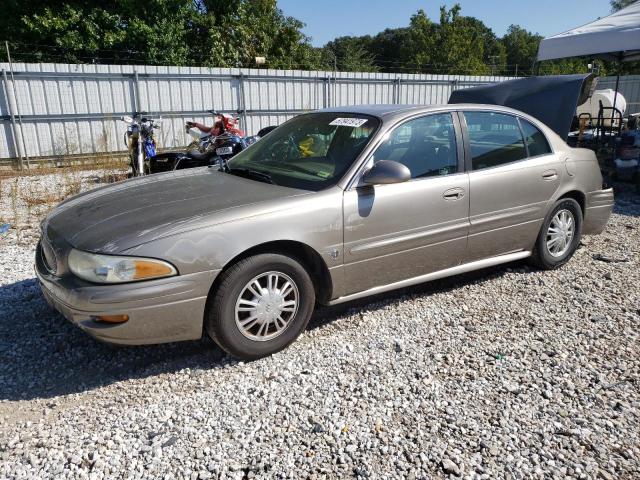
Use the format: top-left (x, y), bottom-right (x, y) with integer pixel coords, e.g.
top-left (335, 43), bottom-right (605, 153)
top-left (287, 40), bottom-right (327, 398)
top-left (227, 112), bottom-right (380, 190)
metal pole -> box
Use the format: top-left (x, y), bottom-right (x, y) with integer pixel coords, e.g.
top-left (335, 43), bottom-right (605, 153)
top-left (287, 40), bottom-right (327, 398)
top-left (393, 78), bottom-right (402, 104)
top-left (515, 64), bottom-right (518, 77)
top-left (2, 68), bottom-right (22, 169)
top-left (133, 70), bottom-right (142, 113)
top-left (323, 75), bottom-right (328, 108)
top-left (5, 41), bottom-right (30, 170)
top-left (611, 73), bottom-right (620, 128)
top-left (329, 50), bottom-right (337, 108)
top-left (610, 71), bottom-right (621, 162)
top-left (238, 73), bottom-right (247, 132)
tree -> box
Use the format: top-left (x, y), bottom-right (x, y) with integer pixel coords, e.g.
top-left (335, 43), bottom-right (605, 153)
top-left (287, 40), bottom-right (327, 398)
top-left (3, 0), bottom-right (195, 65)
top-left (610, 0), bottom-right (636, 11)
top-left (501, 25), bottom-right (543, 76)
top-left (324, 36), bottom-right (379, 72)
top-left (429, 4), bottom-right (496, 75)
top-left (2, 0), bottom-right (321, 68)
top-left (368, 27), bottom-right (413, 73)
top-left (404, 10), bottom-right (437, 73)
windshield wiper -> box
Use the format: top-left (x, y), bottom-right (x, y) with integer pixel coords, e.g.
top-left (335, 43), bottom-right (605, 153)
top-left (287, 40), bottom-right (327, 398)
top-left (261, 159), bottom-right (324, 177)
top-left (227, 167), bottom-right (275, 185)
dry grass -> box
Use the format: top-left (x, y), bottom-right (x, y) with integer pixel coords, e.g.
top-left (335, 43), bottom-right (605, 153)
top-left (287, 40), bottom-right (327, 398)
top-left (0, 157), bottom-right (130, 245)
top-left (21, 182), bottom-right (82, 208)
top-left (0, 155), bottom-right (129, 180)
top-left (96, 171), bottom-right (129, 184)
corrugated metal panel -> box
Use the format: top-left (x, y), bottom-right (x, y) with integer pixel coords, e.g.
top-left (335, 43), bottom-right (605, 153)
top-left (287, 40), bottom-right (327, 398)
top-left (0, 62), bottom-right (520, 159)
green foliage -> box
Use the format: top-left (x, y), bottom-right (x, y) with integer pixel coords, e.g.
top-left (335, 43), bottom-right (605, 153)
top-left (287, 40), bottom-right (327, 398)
top-left (2, 1), bottom-right (638, 75)
top-left (323, 36), bottom-right (379, 72)
top-left (610, 0), bottom-right (636, 12)
top-left (501, 25), bottom-right (541, 76)
top-left (2, 0), bottom-right (321, 68)
top-left (319, 3), bottom-right (638, 76)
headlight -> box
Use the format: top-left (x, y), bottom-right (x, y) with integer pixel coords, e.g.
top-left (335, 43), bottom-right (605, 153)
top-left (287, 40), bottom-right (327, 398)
top-left (68, 249), bottom-right (177, 284)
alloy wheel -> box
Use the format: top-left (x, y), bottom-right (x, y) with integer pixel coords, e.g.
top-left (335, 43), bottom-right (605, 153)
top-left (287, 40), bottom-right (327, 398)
top-left (546, 209), bottom-right (575, 257)
top-left (234, 271), bottom-right (299, 342)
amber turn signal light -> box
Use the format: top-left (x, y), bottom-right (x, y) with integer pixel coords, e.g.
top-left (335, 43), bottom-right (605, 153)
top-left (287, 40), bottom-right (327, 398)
top-left (94, 314), bottom-right (129, 324)
top-left (132, 260), bottom-right (175, 280)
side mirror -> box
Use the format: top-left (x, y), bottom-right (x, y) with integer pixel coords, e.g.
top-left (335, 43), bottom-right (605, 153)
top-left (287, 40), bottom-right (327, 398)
top-left (362, 160), bottom-right (411, 185)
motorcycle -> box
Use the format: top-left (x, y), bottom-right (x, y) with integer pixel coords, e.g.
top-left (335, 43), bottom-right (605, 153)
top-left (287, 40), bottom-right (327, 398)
top-left (148, 110), bottom-right (276, 174)
top-left (121, 112), bottom-right (161, 176)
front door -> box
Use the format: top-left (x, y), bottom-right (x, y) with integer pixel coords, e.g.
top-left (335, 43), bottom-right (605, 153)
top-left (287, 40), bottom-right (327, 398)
top-left (342, 112), bottom-right (470, 295)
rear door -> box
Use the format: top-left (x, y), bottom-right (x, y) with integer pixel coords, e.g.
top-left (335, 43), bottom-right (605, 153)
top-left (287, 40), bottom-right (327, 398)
top-left (461, 111), bottom-right (563, 261)
top-left (342, 112), bottom-right (469, 295)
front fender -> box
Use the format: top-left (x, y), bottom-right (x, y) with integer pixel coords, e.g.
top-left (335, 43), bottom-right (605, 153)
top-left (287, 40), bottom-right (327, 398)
top-left (123, 187), bottom-right (345, 288)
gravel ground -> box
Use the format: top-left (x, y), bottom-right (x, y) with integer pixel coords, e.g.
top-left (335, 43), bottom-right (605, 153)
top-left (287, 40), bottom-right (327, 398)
top-left (0, 172), bottom-right (639, 479)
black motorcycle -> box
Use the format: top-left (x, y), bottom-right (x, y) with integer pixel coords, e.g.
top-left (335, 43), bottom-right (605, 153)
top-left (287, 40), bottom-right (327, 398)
top-left (148, 111), bottom-right (276, 174)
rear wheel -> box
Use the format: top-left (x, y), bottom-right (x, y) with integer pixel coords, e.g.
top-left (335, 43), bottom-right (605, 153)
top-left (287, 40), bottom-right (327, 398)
top-left (205, 253), bottom-right (315, 360)
top-left (530, 198), bottom-right (582, 270)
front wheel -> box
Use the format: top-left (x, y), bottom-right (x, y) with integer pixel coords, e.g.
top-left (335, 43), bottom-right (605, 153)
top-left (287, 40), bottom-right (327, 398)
top-left (530, 198), bottom-right (582, 270)
top-left (205, 254), bottom-right (315, 360)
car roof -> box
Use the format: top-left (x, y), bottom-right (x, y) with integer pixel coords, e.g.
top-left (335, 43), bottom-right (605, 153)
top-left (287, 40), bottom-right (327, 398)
top-left (316, 103), bottom-right (528, 121)
top-left (317, 104), bottom-right (427, 117)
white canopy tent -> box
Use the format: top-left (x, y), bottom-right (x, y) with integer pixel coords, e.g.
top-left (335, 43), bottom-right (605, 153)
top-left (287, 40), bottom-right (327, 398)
top-left (537, 1), bottom-right (640, 144)
top-left (537, 1), bottom-right (640, 63)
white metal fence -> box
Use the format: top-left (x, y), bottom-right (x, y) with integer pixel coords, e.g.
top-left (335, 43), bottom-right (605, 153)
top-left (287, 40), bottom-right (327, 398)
top-left (0, 63), bottom-right (512, 164)
top-left (2, 62), bottom-right (638, 166)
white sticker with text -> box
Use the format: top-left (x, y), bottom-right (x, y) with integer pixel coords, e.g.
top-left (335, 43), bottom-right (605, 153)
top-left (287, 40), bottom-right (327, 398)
top-left (329, 117), bottom-right (369, 127)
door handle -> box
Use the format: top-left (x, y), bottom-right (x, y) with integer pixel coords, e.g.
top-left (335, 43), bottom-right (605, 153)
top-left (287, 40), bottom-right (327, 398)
top-left (542, 169), bottom-right (558, 180)
top-left (443, 188), bottom-right (465, 200)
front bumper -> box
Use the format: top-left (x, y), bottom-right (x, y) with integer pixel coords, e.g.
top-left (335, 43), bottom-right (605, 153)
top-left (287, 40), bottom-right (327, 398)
top-left (35, 245), bottom-right (220, 345)
top-left (583, 188), bottom-right (614, 235)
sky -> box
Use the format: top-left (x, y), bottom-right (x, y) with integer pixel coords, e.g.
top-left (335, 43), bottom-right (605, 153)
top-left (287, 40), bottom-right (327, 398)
top-left (277, 0), bottom-right (613, 47)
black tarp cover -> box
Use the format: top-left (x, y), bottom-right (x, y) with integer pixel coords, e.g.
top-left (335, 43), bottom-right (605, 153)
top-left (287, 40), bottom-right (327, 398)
top-left (448, 74), bottom-right (595, 140)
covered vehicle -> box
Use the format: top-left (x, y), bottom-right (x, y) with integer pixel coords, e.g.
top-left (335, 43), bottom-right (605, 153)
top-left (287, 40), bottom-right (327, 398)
top-left (449, 73), bottom-right (596, 141)
top-left (36, 104), bottom-right (613, 359)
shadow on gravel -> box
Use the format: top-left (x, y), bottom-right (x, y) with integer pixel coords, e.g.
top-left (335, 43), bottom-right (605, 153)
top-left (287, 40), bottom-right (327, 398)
top-left (0, 278), bottom-right (227, 401)
top-left (0, 262), bottom-right (525, 401)
top-left (309, 261), bottom-right (521, 332)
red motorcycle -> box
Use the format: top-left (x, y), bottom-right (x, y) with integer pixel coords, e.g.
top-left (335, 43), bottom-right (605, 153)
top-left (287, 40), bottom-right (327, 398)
top-left (148, 110), bottom-right (276, 174)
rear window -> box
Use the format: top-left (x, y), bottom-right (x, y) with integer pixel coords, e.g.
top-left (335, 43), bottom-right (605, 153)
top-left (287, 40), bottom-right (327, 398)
top-left (464, 112), bottom-right (526, 170)
top-left (520, 119), bottom-right (552, 157)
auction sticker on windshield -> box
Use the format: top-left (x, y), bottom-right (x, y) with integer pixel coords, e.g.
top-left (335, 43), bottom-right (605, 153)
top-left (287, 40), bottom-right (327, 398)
top-left (329, 118), bottom-right (369, 127)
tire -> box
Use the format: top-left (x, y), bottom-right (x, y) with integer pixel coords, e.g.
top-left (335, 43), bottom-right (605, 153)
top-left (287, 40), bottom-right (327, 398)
top-left (530, 198), bottom-right (582, 270)
top-left (205, 253), bottom-right (315, 360)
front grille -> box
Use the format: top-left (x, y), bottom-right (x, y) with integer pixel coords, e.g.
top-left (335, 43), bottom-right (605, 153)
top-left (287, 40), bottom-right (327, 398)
top-left (40, 238), bottom-right (57, 275)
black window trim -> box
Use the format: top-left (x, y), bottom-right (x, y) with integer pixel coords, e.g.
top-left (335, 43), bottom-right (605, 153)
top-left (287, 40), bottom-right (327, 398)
top-left (458, 109), bottom-right (555, 173)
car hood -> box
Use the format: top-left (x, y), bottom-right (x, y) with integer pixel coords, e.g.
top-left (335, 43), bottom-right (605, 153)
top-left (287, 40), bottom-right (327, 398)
top-left (44, 168), bottom-right (309, 253)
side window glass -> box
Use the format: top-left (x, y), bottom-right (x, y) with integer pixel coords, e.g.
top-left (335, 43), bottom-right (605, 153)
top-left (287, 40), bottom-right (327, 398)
top-left (464, 112), bottom-right (527, 170)
top-left (372, 113), bottom-right (458, 178)
top-left (520, 119), bottom-right (552, 157)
